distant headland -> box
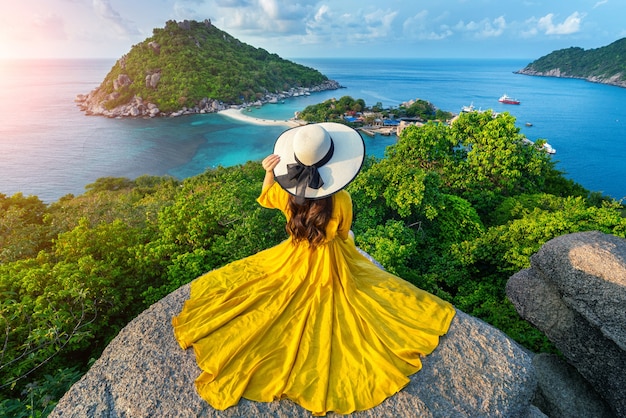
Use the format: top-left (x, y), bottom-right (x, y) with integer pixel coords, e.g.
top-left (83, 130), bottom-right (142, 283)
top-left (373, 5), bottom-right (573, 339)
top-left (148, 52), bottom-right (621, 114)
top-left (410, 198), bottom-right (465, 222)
top-left (515, 38), bottom-right (626, 89)
top-left (75, 19), bottom-right (342, 118)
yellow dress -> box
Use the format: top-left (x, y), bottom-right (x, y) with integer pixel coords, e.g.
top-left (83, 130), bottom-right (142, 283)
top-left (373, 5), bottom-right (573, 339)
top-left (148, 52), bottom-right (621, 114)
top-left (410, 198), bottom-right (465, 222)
top-left (172, 182), bottom-right (456, 416)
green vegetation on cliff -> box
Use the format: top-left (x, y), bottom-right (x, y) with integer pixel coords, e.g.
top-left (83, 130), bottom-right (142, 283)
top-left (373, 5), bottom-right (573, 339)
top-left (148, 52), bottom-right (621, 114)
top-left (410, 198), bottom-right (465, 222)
top-left (90, 20), bottom-right (329, 112)
top-left (517, 38), bottom-right (626, 86)
top-left (298, 96), bottom-right (453, 123)
top-left (2, 110), bottom-right (625, 416)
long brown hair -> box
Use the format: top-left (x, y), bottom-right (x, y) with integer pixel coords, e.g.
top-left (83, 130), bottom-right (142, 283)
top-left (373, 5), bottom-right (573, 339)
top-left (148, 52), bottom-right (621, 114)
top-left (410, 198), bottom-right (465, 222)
top-left (287, 194), bottom-right (333, 249)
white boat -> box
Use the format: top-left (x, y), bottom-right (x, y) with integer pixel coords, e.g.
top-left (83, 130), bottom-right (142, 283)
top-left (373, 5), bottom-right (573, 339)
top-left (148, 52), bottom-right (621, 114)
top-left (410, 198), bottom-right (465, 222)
top-left (522, 138), bottom-right (556, 154)
top-left (461, 103), bottom-right (475, 113)
top-left (542, 143), bottom-right (556, 154)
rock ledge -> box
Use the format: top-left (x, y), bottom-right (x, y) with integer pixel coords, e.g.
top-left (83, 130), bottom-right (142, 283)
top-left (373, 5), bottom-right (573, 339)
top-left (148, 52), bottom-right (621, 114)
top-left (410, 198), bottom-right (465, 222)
top-left (52, 283), bottom-right (538, 417)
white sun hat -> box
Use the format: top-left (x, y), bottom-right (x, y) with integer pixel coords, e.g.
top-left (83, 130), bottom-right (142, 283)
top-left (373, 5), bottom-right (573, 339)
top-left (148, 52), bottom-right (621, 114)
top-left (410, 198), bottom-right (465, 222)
top-left (273, 122), bottom-right (365, 203)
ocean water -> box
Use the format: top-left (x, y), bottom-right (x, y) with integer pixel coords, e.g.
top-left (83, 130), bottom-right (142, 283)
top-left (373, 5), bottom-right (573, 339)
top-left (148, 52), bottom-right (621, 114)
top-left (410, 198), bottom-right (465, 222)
top-left (0, 58), bottom-right (625, 203)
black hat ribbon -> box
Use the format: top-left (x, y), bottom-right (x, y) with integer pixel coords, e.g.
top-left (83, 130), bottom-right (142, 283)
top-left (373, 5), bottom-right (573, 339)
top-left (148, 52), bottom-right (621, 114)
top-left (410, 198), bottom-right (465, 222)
top-left (275, 139), bottom-right (334, 204)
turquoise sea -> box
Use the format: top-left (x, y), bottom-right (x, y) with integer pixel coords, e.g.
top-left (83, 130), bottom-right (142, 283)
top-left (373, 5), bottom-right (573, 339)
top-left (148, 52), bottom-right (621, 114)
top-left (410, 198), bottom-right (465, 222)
top-left (0, 58), bottom-right (625, 202)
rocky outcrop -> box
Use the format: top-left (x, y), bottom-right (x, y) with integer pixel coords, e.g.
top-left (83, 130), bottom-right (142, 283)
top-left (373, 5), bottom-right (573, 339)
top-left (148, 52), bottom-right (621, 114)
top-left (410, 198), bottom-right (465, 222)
top-left (51, 265), bottom-right (539, 417)
top-left (515, 67), bottom-right (626, 88)
top-left (75, 80), bottom-right (342, 119)
top-left (531, 353), bottom-right (614, 418)
top-left (507, 231), bottom-right (626, 417)
top-left (145, 72), bottom-right (161, 89)
top-left (113, 74), bottom-right (132, 91)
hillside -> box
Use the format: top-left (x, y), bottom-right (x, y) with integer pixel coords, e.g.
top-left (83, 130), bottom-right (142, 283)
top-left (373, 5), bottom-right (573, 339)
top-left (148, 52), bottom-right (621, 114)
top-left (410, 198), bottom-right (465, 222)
top-left (515, 38), bottom-right (626, 88)
top-left (3, 108), bottom-right (626, 415)
top-left (76, 19), bottom-right (339, 117)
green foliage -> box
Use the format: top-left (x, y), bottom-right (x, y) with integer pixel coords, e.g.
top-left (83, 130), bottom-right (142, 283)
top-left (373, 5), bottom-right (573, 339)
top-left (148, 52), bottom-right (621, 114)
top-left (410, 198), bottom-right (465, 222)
top-left (298, 95), bottom-right (452, 124)
top-left (356, 220), bottom-right (420, 280)
top-left (386, 121), bottom-right (456, 172)
top-left (0, 193), bottom-right (51, 263)
top-left (520, 38), bottom-right (626, 83)
top-left (136, 162), bottom-right (287, 305)
top-left (397, 98), bottom-right (453, 121)
top-left (91, 20), bottom-right (329, 112)
top-left (299, 96), bottom-right (366, 123)
top-left (0, 176), bottom-right (181, 415)
top-left (429, 194), bottom-right (485, 247)
top-left (1, 109), bottom-right (625, 415)
top-left (0, 366), bottom-right (83, 418)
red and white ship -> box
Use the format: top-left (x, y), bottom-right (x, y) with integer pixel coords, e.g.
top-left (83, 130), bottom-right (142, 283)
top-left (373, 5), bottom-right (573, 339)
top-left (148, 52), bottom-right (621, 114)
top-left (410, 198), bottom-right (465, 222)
top-left (498, 94), bottom-right (520, 105)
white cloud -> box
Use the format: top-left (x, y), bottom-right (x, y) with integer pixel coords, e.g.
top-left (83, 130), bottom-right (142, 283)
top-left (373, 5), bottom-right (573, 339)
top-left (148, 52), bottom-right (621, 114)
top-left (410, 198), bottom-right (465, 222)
top-left (2, 0), bottom-right (624, 59)
top-left (208, 0), bottom-right (311, 36)
top-left (313, 4), bottom-right (329, 23)
top-left (402, 10), bottom-right (453, 41)
top-left (296, 5), bottom-right (399, 46)
top-left (537, 12), bottom-right (584, 35)
top-left (402, 10), bottom-right (429, 35)
top-left (358, 9), bottom-right (397, 40)
top-left (481, 16), bottom-right (506, 38)
top-left (593, 0), bottom-right (608, 8)
top-left (453, 16), bottom-right (506, 39)
top-left (214, 0), bottom-right (252, 6)
top-left (259, 0), bottom-right (279, 19)
top-left (520, 18), bottom-right (538, 38)
top-left (92, 0), bottom-right (141, 37)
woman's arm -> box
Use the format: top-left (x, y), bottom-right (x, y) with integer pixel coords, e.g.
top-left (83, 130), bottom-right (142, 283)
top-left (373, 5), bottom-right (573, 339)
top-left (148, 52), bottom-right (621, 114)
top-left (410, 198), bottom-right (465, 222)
top-left (261, 154), bottom-right (281, 191)
top-left (336, 190), bottom-right (354, 241)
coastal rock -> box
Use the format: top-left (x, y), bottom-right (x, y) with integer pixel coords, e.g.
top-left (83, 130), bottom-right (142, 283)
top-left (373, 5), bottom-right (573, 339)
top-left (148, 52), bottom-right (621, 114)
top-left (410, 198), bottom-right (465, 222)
top-left (76, 80), bottom-right (341, 118)
top-left (51, 262), bottom-right (537, 417)
top-left (515, 67), bottom-right (626, 88)
top-left (148, 104), bottom-right (160, 117)
top-left (507, 231), bottom-right (626, 417)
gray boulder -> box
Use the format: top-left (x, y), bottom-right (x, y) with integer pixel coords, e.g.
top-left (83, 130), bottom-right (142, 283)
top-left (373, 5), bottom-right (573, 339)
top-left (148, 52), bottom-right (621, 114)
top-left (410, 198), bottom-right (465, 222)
top-left (507, 231), bottom-right (626, 417)
top-left (113, 74), bottom-right (132, 91)
top-left (51, 285), bottom-right (538, 417)
top-left (532, 353), bottom-right (613, 418)
top-left (145, 72), bottom-right (161, 89)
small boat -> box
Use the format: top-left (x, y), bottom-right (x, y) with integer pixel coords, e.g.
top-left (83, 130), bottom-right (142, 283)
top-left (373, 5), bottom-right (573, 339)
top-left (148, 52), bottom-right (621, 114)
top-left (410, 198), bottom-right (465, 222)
top-left (461, 103), bottom-right (475, 113)
top-left (498, 94), bottom-right (520, 105)
top-left (542, 143), bottom-right (556, 154)
top-left (522, 138), bottom-right (556, 154)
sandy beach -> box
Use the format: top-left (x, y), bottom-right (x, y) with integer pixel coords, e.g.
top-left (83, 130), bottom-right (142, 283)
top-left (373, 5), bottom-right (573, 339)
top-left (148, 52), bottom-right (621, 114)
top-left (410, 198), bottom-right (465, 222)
top-left (218, 108), bottom-right (304, 127)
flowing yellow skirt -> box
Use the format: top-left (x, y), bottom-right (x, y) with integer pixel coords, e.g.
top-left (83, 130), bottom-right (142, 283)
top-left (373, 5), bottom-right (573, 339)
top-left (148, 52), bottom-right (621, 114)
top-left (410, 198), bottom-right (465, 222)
top-left (172, 237), bottom-right (455, 416)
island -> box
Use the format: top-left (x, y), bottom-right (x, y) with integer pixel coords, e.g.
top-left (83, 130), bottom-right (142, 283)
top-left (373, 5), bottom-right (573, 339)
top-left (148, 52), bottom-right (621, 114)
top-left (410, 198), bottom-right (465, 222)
top-left (515, 38), bottom-right (626, 88)
top-left (76, 20), bottom-right (341, 118)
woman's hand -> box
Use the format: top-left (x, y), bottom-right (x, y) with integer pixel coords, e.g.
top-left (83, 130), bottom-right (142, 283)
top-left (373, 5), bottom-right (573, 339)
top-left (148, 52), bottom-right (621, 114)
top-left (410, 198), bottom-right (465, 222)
top-left (261, 154), bottom-right (281, 190)
top-left (262, 154), bottom-right (281, 172)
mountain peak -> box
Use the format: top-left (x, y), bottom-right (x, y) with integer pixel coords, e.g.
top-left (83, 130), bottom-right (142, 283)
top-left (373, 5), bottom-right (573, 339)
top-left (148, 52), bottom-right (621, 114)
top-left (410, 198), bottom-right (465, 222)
top-left (76, 20), bottom-right (338, 118)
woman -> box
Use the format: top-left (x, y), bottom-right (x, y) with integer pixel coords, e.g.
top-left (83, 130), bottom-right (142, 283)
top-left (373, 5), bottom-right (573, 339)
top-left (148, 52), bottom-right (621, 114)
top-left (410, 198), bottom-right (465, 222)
top-left (172, 123), bottom-right (456, 416)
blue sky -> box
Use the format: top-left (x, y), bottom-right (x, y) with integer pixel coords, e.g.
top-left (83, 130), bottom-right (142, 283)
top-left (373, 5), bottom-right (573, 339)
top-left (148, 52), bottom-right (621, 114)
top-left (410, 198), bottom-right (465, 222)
top-left (0, 0), bottom-right (624, 60)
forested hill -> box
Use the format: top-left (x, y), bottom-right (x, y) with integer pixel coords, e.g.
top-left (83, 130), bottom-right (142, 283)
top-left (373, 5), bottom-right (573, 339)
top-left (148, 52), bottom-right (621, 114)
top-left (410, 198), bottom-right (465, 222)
top-left (76, 19), bottom-right (337, 117)
top-left (515, 38), bottom-right (626, 88)
top-left (3, 107), bottom-right (626, 415)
